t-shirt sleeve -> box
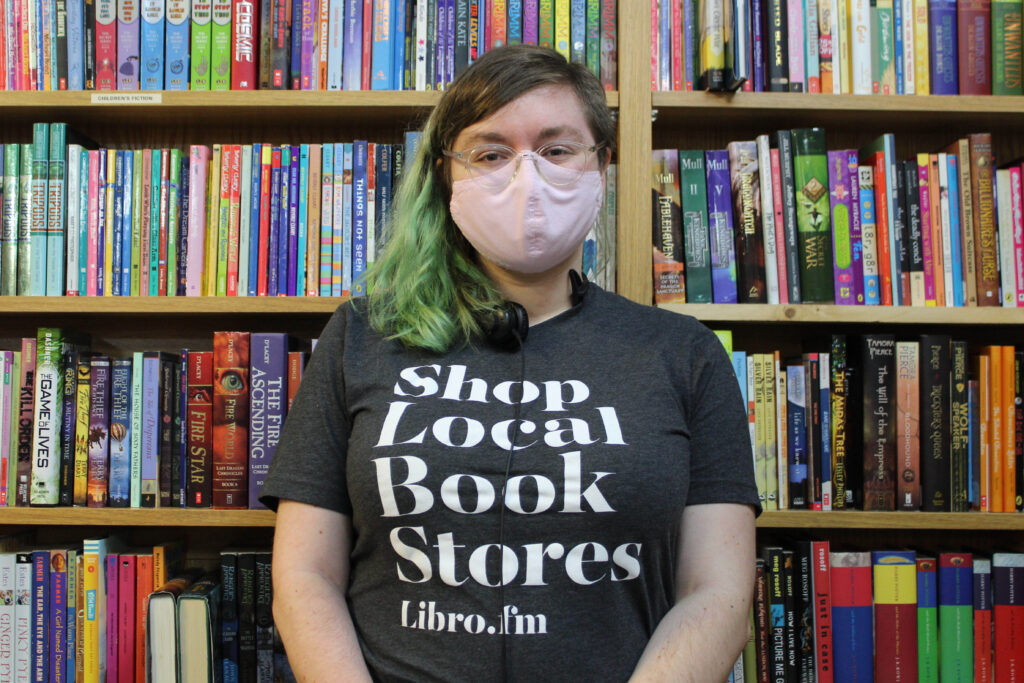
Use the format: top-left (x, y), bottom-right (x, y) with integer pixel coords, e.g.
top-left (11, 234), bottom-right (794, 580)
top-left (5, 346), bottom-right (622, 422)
top-left (684, 323), bottom-right (763, 516)
top-left (258, 306), bottom-right (353, 514)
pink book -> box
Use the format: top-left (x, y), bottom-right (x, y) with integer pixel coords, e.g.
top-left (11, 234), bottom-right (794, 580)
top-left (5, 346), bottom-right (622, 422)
top-left (771, 148), bottom-right (789, 304)
top-left (649, 0), bottom-right (658, 89)
top-left (187, 145), bottom-right (211, 295)
top-left (140, 148), bottom-right (152, 296)
top-left (117, 555), bottom-right (136, 683)
top-left (87, 150), bottom-right (100, 296)
top-left (226, 145), bottom-right (241, 296)
top-left (671, 0), bottom-right (682, 90)
top-left (106, 553), bottom-right (120, 682)
top-left (787, 0), bottom-right (806, 91)
top-left (1013, 166), bottom-right (1024, 306)
top-left (918, 157), bottom-right (937, 305)
top-left (258, 146), bottom-right (273, 297)
top-left (95, 0), bottom-right (118, 89)
top-left (523, 0), bottom-right (539, 43)
top-left (0, 352), bottom-right (12, 505)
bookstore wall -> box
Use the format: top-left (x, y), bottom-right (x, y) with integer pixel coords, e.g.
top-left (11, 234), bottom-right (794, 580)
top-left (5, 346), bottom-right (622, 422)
top-left (0, 0), bottom-right (1023, 680)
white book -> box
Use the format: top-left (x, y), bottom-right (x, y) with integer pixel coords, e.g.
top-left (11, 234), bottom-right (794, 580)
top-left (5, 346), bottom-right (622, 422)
top-left (996, 169), bottom-right (1017, 307)
top-left (13, 553), bottom-right (29, 683)
top-left (850, 0), bottom-right (872, 94)
top-left (937, 154), bottom-right (955, 306)
top-left (829, 0), bottom-right (842, 93)
top-left (29, 329), bottom-right (63, 505)
top-left (66, 145), bottom-right (82, 296)
top-left (775, 355), bottom-right (788, 510)
top-left (327, 0), bottom-right (344, 89)
top-left (415, 0), bottom-right (428, 91)
top-left (902, 0), bottom-right (915, 93)
top-left (0, 552), bottom-right (14, 678)
top-left (757, 135), bottom-right (779, 304)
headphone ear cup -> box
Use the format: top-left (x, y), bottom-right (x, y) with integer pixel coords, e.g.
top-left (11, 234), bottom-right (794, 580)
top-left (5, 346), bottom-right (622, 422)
top-left (483, 302), bottom-right (529, 350)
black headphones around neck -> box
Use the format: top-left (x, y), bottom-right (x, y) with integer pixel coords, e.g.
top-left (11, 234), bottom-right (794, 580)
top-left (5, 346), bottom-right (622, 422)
top-left (480, 270), bottom-right (590, 351)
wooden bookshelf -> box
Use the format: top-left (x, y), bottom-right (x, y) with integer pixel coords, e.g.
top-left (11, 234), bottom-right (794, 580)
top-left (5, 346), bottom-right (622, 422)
top-left (658, 303), bottom-right (1024, 326)
top-left (0, 296), bottom-right (345, 315)
top-left (0, 507), bottom-right (276, 527)
top-left (758, 511), bottom-right (1024, 531)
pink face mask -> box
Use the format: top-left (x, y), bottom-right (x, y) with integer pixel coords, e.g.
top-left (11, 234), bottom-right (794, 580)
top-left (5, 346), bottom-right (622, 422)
top-left (449, 155), bottom-right (604, 274)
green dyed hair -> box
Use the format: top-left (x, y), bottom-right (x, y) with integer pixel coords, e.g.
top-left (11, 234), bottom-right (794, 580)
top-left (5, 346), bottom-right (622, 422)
top-left (363, 44), bottom-right (617, 353)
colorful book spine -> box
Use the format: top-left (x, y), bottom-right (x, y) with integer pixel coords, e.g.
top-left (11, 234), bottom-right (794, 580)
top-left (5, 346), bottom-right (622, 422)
top-left (872, 550), bottom-right (918, 682)
top-left (828, 150), bottom-right (856, 304)
top-left (938, 553), bottom-right (973, 682)
top-left (16, 337), bottom-right (36, 506)
top-left (830, 552), bottom-right (874, 682)
top-left (993, 553), bottom-right (1024, 680)
top-left (652, 149), bottom-right (686, 304)
top-left (248, 333), bottom-right (287, 509)
top-left (859, 165), bottom-right (881, 305)
top-left (95, 0), bottom-right (118, 89)
top-left (916, 557), bottom-right (939, 682)
top-left (678, 150), bottom-right (712, 303)
top-left (212, 331), bottom-right (249, 508)
top-left (706, 149), bottom-right (737, 304)
top-left (342, 0), bottom-right (361, 89)
top-left (116, 0), bottom-right (140, 90)
top-left (728, 141), bottom-right (766, 303)
top-left (28, 124), bottom-right (48, 296)
top-left (1, 145), bottom-right (18, 296)
top-left (209, 0), bottom-right (232, 89)
top-left (351, 140), bottom-right (368, 295)
top-left (45, 123), bottom-right (67, 297)
top-left (929, 0), bottom-right (959, 94)
top-left (86, 355), bottom-right (110, 507)
top-left (791, 128), bottom-right (833, 302)
top-left (140, 351), bottom-right (160, 506)
top-left (139, 0), bottom-right (164, 88)
top-left (185, 350), bottom-right (212, 507)
top-left (31, 550), bottom-right (48, 683)
top-left (29, 328), bottom-right (63, 505)
top-left (230, 0), bottom-right (257, 87)
top-left (107, 357), bottom-right (132, 507)
top-left (920, 334), bottom-right (951, 511)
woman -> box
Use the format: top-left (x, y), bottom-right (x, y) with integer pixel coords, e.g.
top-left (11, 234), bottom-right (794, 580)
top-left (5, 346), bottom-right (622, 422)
top-left (261, 45), bottom-right (760, 682)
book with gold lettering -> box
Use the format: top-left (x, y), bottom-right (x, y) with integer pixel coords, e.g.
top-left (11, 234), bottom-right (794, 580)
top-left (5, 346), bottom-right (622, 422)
top-left (651, 149), bottom-right (686, 303)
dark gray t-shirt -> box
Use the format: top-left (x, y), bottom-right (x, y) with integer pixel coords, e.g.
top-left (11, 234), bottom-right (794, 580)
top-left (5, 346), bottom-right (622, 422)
top-left (260, 286), bottom-right (760, 682)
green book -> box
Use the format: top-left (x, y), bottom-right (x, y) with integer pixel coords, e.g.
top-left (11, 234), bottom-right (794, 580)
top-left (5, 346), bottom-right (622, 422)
top-left (678, 150), bottom-right (713, 303)
top-left (150, 150), bottom-right (161, 296)
top-left (29, 123), bottom-right (49, 296)
top-left (938, 553), bottom-right (973, 682)
top-left (46, 123), bottom-right (67, 296)
top-left (190, 0), bottom-right (213, 89)
top-left (917, 556), bottom-right (939, 682)
top-left (872, 0), bottom-right (896, 94)
top-left (168, 148), bottom-right (182, 297)
top-left (30, 328), bottom-right (64, 506)
top-left (538, 0), bottom-right (555, 48)
top-left (131, 149), bottom-right (143, 296)
top-left (790, 128), bottom-right (835, 302)
top-left (2, 144), bottom-right (20, 296)
top-left (992, 0), bottom-right (1024, 95)
top-left (585, 0), bottom-right (600, 78)
top-left (17, 143), bottom-right (33, 296)
top-left (210, 0), bottom-right (232, 91)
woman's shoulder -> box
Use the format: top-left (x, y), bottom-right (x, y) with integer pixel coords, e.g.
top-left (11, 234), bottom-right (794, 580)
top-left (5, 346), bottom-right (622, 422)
top-left (586, 286), bottom-right (717, 345)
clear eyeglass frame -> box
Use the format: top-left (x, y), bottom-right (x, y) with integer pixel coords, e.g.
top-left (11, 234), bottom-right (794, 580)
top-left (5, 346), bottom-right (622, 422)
top-left (443, 141), bottom-right (602, 190)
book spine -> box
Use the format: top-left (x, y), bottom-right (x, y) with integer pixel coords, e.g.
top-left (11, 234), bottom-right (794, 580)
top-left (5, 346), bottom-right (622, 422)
top-left (226, 145), bottom-right (241, 296)
top-left (705, 149), bottom-right (737, 304)
top-left (296, 144), bottom-right (309, 296)
top-left (771, 147), bottom-right (789, 303)
top-left (728, 141), bottom-right (766, 303)
top-left (95, 0), bottom-right (117, 88)
top-left (756, 136), bottom-right (779, 303)
top-left (651, 149), bottom-right (686, 304)
top-left (115, 555), bottom-right (134, 683)
top-left (210, 0), bottom-right (232, 89)
top-left (938, 553), bottom-right (973, 682)
top-left (678, 150), bottom-right (712, 303)
top-left (231, 0), bottom-right (257, 87)
top-left (286, 145), bottom-right (299, 295)
top-left (29, 328), bottom-right (62, 505)
top-left (237, 551), bottom-right (257, 680)
top-left (115, 0), bottom-right (139, 90)
top-left (917, 557), bottom-right (939, 682)
top-left (950, 341), bottom-right (970, 511)
top-left (830, 552), bottom-right (874, 682)
top-left (992, 554), bottom-right (1024, 679)
top-left (85, 356), bottom-right (110, 507)
top-left (185, 146), bottom-right (208, 294)
top-left (139, 0), bottom-right (164, 89)
top-left (213, 331), bottom-right (249, 508)
top-left (44, 125), bottom-right (66, 297)
top-left (248, 333), bottom-right (287, 509)
top-left (958, 0), bottom-right (991, 95)
top-left (968, 134), bottom-right (999, 305)
top-left (157, 356), bottom-right (174, 507)
top-left (72, 359), bottom-right (90, 505)
top-left (350, 140), bottom-right (368, 295)
top-left (1, 145), bottom-right (18, 296)
top-left (140, 352), bottom-right (159, 506)
top-left (31, 551), bottom-right (48, 683)
top-left (58, 349), bottom-right (78, 507)
top-left (764, 547), bottom-right (786, 682)
top-left (16, 338), bottom-right (36, 506)
top-left (764, 0), bottom-right (787, 90)
top-left (993, 0), bottom-right (1023, 94)
top-left (190, 0), bottom-right (212, 88)
top-left (929, 0), bottom-right (958, 94)
top-left (975, 558), bottom-right (993, 682)
top-left (811, 541), bottom-right (833, 683)
top-left (872, 550), bottom-right (918, 682)
top-left (221, 551), bottom-right (239, 682)
top-left (790, 129), bottom-right (834, 302)
top-left (107, 358), bottom-right (132, 507)
top-left (828, 150), bottom-right (856, 304)
top-left (895, 341), bottom-right (921, 510)
top-left (920, 334), bottom-right (951, 511)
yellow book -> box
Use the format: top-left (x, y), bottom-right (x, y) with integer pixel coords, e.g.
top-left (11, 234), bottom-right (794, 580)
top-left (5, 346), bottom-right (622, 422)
top-left (713, 329), bottom-right (734, 355)
top-left (776, 353), bottom-right (789, 510)
top-left (204, 144), bottom-right (222, 296)
top-left (73, 358), bottom-right (91, 505)
top-left (82, 536), bottom-right (123, 683)
top-left (836, 0), bottom-right (851, 92)
top-left (699, 0), bottom-right (726, 83)
top-left (763, 353), bottom-right (778, 511)
top-left (76, 551), bottom-right (85, 681)
top-left (753, 354), bottom-right (769, 508)
top-left (152, 540), bottom-right (184, 588)
top-left (872, 551), bottom-right (918, 604)
top-left (914, 0), bottom-right (930, 93)
top-left (747, 356), bottom-right (764, 506)
top-left (554, 0), bottom-right (571, 60)
top-left (104, 149), bottom-right (117, 296)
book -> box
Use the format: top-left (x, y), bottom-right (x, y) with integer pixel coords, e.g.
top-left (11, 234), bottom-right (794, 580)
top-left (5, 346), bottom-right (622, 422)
top-left (706, 149), bottom-right (738, 303)
top-left (920, 335), bottom-right (951, 511)
top-left (938, 553), bottom-right (973, 682)
top-left (872, 550), bottom-right (918, 682)
top-left (791, 128), bottom-right (834, 303)
top-left (248, 333), bottom-right (287, 509)
top-left (861, 334), bottom-right (896, 510)
top-left (651, 149), bottom-right (686, 303)
top-left (895, 341), bottom-right (920, 510)
top-left (831, 551), bottom-right (873, 682)
top-left (177, 574), bottom-right (222, 682)
top-left (974, 558), bottom-right (993, 682)
top-left (212, 331), bottom-right (249, 508)
top-left (916, 556), bottom-right (939, 682)
top-left (727, 141), bottom-right (766, 302)
top-left (992, 553), bottom-right (1024, 680)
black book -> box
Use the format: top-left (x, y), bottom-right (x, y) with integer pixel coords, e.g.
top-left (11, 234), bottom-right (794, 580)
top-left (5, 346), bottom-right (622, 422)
top-left (753, 557), bottom-right (771, 679)
top-left (157, 354), bottom-right (179, 508)
top-left (221, 550), bottom-right (240, 682)
top-left (58, 347), bottom-right (80, 506)
top-left (795, 542), bottom-right (816, 682)
top-left (831, 335), bottom-right (849, 510)
top-left (783, 549), bottom-right (799, 682)
top-left (950, 341), bottom-right (969, 512)
top-left (269, 0), bottom-right (290, 89)
top-left (238, 551), bottom-right (258, 682)
top-left (892, 159), bottom-right (909, 304)
top-left (56, 0), bottom-right (70, 89)
top-left (920, 334), bottom-right (951, 511)
top-left (773, 130), bottom-right (802, 303)
top-left (178, 154), bottom-right (191, 296)
top-left (764, 546), bottom-right (787, 683)
top-left (764, 0), bottom-right (789, 91)
top-left (903, 160), bottom-right (925, 304)
top-left (805, 354), bottom-right (821, 507)
top-left (172, 358), bottom-right (184, 508)
top-left (256, 552), bottom-right (274, 682)
top-left (861, 334), bottom-right (896, 511)
top-left (453, 0), bottom-right (470, 77)
top-left (84, 0), bottom-right (96, 89)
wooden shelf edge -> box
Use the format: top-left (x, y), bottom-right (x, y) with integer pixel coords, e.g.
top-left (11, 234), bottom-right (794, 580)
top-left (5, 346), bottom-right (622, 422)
top-left (0, 508), bottom-right (276, 527)
top-left (651, 91), bottom-right (1024, 116)
top-left (659, 302), bottom-right (1024, 325)
top-left (758, 510), bottom-right (1024, 530)
top-left (0, 296), bottom-right (347, 314)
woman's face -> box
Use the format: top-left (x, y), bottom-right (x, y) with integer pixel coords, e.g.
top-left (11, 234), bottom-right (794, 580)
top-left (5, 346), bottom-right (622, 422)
top-left (448, 83), bottom-right (599, 181)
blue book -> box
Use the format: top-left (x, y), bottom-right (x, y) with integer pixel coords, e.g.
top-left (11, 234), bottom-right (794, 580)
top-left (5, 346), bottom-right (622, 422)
top-left (342, 0), bottom-right (362, 89)
top-left (508, 0), bottom-right (523, 43)
top-left (111, 150), bottom-right (124, 296)
top-left (96, 150), bottom-right (106, 295)
top-left (296, 144), bottom-right (309, 297)
top-left (571, 0), bottom-right (585, 64)
top-left (392, 0), bottom-right (406, 87)
top-left (351, 140), bottom-right (368, 296)
top-left (731, 351), bottom-right (747, 405)
top-left (248, 333), bottom-right (288, 508)
top-left (786, 363), bottom-right (808, 508)
top-left (248, 144), bottom-right (262, 296)
top-left (121, 150), bottom-right (134, 295)
top-left (277, 146), bottom-right (292, 295)
top-left (371, 0), bottom-right (394, 89)
top-left (238, 145), bottom-right (252, 297)
top-left (968, 378), bottom-right (980, 507)
top-left (476, 0), bottom-right (486, 59)
top-left (140, 352), bottom-right (162, 507)
top-left (338, 142), bottom-right (350, 296)
top-left (164, 0), bottom-right (190, 88)
top-left (893, 0), bottom-right (904, 93)
top-left (32, 550), bottom-right (49, 683)
top-left (859, 167), bottom-right (880, 305)
top-left (290, 0), bottom-right (303, 88)
top-left (108, 358), bottom-right (133, 506)
top-left (79, 152), bottom-right (90, 291)
top-left (445, 0), bottom-right (456, 83)
top-left (287, 146), bottom-right (299, 296)
top-left (140, 0), bottom-right (165, 89)
top-left (928, 0), bottom-right (958, 95)
top-left (319, 143), bottom-right (334, 297)
top-left (435, 0), bottom-right (446, 88)
top-left (268, 148), bottom-right (282, 297)
top-left (946, 155), bottom-right (964, 307)
top-left (67, 0), bottom-right (86, 88)
top-left (705, 149), bottom-right (738, 303)
top-left (747, 0), bottom-right (760, 90)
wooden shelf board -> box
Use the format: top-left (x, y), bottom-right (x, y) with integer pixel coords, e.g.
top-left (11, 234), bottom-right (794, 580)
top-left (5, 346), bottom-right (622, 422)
top-left (758, 510), bottom-right (1024, 530)
top-left (659, 302), bottom-right (1024, 325)
top-left (0, 296), bottom-right (345, 315)
top-left (0, 507), bottom-right (276, 527)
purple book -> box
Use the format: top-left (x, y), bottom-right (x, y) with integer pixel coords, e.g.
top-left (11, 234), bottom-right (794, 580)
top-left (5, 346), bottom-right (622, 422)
top-left (268, 148), bottom-right (282, 298)
top-left (178, 349), bottom-right (189, 507)
top-left (751, 0), bottom-right (764, 91)
top-left (524, 0), bottom-right (539, 43)
top-left (31, 551), bottom-right (48, 683)
top-left (49, 551), bottom-right (67, 683)
top-left (300, 0), bottom-right (317, 88)
top-left (436, 1), bottom-right (446, 89)
top-left (277, 147), bottom-right (291, 296)
top-left (105, 553), bottom-right (118, 679)
top-left (287, 146), bottom-right (300, 297)
top-left (828, 150), bottom-right (857, 305)
top-left (87, 356), bottom-right (111, 508)
top-left (705, 150), bottom-right (739, 304)
top-left (248, 333), bottom-right (289, 509)
top-left (140, 352), bottom-right (160, 507)
top-left (929, 0), bottom-right (958, 94)
top-left (116, 0), bottom-right (140, 90)
top-left (446, 0), bottom-right (456, 84)
top-left (342, 0), bottom-right (362, 89)
top-left (845, 150), bottom-right (866, 304)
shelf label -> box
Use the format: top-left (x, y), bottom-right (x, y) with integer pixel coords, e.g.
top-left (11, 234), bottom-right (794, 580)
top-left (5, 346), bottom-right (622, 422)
top-left (90, 93), bottom-right (163, 104)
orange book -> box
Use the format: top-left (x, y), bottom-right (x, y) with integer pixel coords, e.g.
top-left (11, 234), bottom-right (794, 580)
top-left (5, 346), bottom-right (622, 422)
top-left (929, 154), bottom-right (945, 306)
top-left (1002, 345), bottom-right (1015, 512)
top-left (989, 346), bottom-right (1003, 512)
top-left (134, 553), bottom-right (154, 682)
top-left (978, 354), bottom-right (991, 511)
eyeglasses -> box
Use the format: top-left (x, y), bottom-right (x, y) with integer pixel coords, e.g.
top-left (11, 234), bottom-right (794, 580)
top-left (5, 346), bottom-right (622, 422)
top-left (443, 141), bottom-right (602, 190)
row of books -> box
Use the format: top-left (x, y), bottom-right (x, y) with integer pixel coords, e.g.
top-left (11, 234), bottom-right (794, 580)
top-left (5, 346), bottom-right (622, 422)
top-left (728, 542), bottom-right (1023, 683)
top-left (652, 130), bottom-right (1024, 307)
top-left (0, 125), bottom-right (617, 297)
top-left (0, 0), bottom-right (618, 92)
top-left (651, 0), bottom-right (1024, 95)
top-left (717, 331), bottom-right (1023, 513)
top-left (0, 328), bottom-right (309, 510)
top-left (0, 533), bottom-right (289, 683)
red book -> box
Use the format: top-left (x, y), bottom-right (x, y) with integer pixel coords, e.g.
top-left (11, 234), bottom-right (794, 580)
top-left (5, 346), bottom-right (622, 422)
top-left (975, 558), bottom-right (994, 683)
top-left (812, 541), bottom-right (834, 683)
top-left (186, 351), bottom-right (214, 508)
top-left (770, 147), bottom-right (788, 304)
top-left (993, 554), bottom-right (1024, 680)
top-left (135, 553), bottom-right (153, 680)
top-left (866, 152), bottom-right (894, 305)
top-left (649, 0), bottom-right (657, 89)
top-left (969, 133), bottom-right (1000, 305)
top-left (361, 0), bottom-right (372, 89)
top-left (257, 145), bottom-right (272, 297)
top-left (95, 0), bottom-right (118, 89)
top-left (213, 331), bottom-right (250, 509)
top-left (958, 0), bottom-right (992, 95)
top-left (117, 554), bottom-right (136, 683)
top-left (287, 350), bottom-right (306, 411)
top-left (873, 551), bottom-right (918, 682)
top-left (231, 0), bottom-right (258, 88)
top-left (158, 149), bottom-right (170, 296)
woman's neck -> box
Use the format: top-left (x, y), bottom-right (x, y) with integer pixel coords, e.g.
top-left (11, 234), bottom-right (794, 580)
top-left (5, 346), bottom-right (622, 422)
top-left (479, 250), bottom-right (582, 325)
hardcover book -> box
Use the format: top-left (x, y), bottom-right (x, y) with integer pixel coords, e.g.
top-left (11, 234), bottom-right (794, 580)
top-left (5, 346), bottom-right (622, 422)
top-left (213, 331), bottom-right (250, 508)
top-left (938, 553), bottom-right (974, 682)
top-left (705, 149), bottom-right (738, 303)
top-left (830, 551), bottom-right (873, 683)
top-left (791, 128), bottom-right (834, 302)
top-left (992, 553), bottom-right (1024, 680)
top-left (920, 334), bottom-right (951, 511)
top-left (916, 556), bottom-right (939, 681)
top-left (975, 558), bottom-right (993, 682)
top-left (728, 141), bottom-right (766, 302)
top-left (872, 550), bottom-right (918, 682)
